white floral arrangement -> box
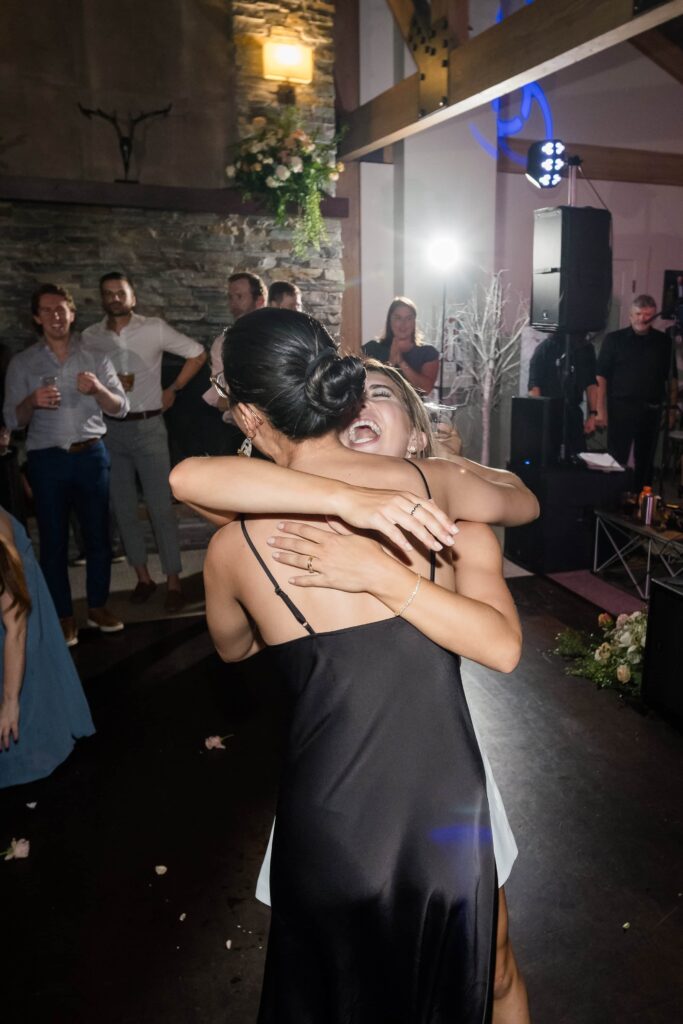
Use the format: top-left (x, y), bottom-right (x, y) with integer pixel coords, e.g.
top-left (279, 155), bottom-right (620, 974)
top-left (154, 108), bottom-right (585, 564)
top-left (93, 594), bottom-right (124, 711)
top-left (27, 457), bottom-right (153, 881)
top-left (554, 610), bottom-right (648, 698)
top-left (225, 108), bottom-right (344, 258)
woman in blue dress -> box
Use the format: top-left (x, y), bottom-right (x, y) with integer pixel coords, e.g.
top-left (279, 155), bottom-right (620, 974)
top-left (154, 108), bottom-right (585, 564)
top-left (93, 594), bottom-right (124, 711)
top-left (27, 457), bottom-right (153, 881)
top-left (0, 505), bottom-right (95, 787)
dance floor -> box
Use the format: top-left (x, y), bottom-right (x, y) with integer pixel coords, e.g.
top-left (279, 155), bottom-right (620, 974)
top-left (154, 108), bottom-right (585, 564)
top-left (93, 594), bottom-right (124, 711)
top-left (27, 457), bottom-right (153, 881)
top-left (0, 575), bottom-right (681, 1023)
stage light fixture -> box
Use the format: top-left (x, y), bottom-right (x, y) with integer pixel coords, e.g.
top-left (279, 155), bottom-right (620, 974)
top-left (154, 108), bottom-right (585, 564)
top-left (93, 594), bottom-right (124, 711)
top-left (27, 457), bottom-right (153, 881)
top-left (427, 236), bottom-right (461, 271)
top-left (526, 139), bottom-right (565, 189)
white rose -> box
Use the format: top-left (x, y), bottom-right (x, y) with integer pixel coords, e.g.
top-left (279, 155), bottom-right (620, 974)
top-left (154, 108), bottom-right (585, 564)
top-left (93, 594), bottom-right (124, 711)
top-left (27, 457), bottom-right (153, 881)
top-left (265, 176), bottom-right (279, 188)
top-left (275, 164), bottom-right (291, 181)
top-left (616, 664), bottom-right (631, 684)
top-left (290, 156), bottom-right (303, 173)
top-left (616, 613), bottom-right (629, 628)
top-left (328, 171), bottom-right (339, 181)
top-left (618, 631), bottom-right (632, 647)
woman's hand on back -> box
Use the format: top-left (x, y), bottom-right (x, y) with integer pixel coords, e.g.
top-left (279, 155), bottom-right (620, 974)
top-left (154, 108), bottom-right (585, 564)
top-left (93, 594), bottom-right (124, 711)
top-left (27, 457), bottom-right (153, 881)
top-left (268, 521), bottom-right (397, 592)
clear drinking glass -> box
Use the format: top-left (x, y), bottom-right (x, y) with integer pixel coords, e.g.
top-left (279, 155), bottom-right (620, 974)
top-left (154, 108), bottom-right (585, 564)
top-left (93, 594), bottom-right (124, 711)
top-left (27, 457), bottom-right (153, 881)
top-left (41, 374), bottom-right (61, 408)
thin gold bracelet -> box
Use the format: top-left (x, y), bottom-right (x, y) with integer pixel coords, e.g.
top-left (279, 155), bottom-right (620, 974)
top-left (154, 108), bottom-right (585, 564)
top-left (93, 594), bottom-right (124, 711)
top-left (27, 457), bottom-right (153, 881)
top-left (396, 572), bottom-right (421, 617)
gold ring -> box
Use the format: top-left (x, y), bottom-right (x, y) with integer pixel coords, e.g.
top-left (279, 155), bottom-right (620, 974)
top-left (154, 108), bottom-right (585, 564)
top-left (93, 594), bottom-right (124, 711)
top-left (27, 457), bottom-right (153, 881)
top-left (409, 502), bottom-right (422, 517)
top-left (306, 555), bottom-right (315, 573)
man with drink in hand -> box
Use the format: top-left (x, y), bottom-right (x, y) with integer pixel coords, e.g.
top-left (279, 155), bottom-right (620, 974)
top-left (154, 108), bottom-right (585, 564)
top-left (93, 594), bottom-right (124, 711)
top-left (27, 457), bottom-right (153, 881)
top-left (82, 272), bottom-right (206, 612)
top-left (2, 284), bottom-right (129, 647)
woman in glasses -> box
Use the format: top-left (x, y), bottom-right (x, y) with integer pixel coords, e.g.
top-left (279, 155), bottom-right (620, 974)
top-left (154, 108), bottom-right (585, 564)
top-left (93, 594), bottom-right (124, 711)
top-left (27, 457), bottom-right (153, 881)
top-left (171, 309), bottom-right (536, 1023)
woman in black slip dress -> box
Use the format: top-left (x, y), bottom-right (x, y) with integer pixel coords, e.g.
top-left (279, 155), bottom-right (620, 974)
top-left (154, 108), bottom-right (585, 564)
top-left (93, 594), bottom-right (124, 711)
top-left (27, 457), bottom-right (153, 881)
top-left (254, 364), bottom-right (530, 1024)
top-left (189, 309), bottom-right (528, 1024)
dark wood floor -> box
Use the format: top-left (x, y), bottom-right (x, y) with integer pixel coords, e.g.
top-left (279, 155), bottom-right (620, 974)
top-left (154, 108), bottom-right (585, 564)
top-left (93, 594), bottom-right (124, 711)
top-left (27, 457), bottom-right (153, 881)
top-left (1, 576), bottom-right (681, 1024)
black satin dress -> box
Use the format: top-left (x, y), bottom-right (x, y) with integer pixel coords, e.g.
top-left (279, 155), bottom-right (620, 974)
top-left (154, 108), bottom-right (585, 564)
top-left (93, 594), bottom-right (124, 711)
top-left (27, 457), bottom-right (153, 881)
top-left (243, 464), bottom-right (497, 1024)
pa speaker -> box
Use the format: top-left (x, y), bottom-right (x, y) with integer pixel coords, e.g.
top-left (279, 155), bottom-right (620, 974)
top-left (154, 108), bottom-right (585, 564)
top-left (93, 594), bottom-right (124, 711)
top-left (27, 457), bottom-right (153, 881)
top-left (642, 577), bottom-right (683, 722)
top-left (510, 396), bottom-right (563, 469)
top-left (503, 463), bottom-right (628, 573)
top-left (531, 206), bottom-right (612, 333)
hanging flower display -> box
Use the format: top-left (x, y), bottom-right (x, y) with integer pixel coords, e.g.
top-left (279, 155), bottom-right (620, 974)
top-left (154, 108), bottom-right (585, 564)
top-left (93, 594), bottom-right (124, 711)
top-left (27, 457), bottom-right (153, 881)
top-left (226, 108), bottom-right (344, 258)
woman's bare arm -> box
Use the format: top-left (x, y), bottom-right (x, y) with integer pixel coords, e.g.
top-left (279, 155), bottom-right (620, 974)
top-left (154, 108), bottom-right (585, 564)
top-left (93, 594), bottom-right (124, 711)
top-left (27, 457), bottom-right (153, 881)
top-left (203, 527), bottom-right (263, 663)
top-left (426, 458), bottom-right (539, 527)
top-left (170, 456), bottom-right (458, 552)
top-left (0, 581), bottom-right (27, 749)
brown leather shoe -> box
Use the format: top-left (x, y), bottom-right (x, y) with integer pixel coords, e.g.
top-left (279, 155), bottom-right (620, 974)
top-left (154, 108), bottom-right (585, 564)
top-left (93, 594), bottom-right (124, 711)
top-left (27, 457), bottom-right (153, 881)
top-left (129, 580), bottom-right (157, 604)
top-left (164, 588), bottom-right (186, 614)
top-left (86, 606), bottom-right (124, 633)
top-left (60, 616), bottom-right (79, 648)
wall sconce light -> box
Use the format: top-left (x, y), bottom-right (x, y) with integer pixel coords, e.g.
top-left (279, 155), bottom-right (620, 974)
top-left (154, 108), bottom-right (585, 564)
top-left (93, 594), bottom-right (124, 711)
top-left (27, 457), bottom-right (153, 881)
top-left (263, 35), bottom-right (313, 104)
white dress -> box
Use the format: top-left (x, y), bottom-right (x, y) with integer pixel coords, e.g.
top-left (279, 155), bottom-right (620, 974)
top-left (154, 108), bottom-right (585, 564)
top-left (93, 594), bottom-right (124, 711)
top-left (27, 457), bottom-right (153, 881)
top-left (256, 720), bottom-right (518, 905)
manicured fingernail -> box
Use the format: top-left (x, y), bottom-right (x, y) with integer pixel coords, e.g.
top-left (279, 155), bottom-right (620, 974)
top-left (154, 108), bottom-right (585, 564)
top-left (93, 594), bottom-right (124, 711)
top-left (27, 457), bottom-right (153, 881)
top-left (277, 522), bottom-right (285, 529)
top-left (432, 542), bottom-right (443, 551)
top-left (271, 552), bottom-right (280, 559)
top-left (267, 536), bottom-right (275, 545)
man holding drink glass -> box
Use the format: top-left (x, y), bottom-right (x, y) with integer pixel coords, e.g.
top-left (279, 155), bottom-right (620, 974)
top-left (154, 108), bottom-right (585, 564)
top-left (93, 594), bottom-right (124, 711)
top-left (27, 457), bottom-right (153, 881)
top-left (2, 284), bottom-right (129, 647)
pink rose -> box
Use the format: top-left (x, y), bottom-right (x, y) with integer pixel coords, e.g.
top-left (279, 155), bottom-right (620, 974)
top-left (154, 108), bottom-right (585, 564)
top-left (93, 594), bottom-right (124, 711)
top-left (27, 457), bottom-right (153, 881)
top-left (205, 735), bottom-right (226, 750)
top-left (4, 837), bottom-right (30, 861)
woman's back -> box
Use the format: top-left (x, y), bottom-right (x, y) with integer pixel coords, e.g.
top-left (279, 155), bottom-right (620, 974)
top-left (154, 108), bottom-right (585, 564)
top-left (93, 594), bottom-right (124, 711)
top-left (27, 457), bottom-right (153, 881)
top-left (216, 448), bottom-right (453, 649)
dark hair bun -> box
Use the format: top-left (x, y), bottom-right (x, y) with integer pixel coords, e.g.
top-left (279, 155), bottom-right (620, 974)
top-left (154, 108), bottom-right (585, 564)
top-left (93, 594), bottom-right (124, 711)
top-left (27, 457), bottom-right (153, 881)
top-left (223, 308), bottom-right (365, 439)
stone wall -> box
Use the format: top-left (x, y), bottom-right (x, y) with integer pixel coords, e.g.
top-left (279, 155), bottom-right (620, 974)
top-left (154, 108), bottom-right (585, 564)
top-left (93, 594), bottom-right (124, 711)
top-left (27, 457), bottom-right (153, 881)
top-left (233, 1), bottom-right (336, 142)
top-left (0, 200), bottom-right (344, 354)
top-left (0, 1), bottom-right (345, 356)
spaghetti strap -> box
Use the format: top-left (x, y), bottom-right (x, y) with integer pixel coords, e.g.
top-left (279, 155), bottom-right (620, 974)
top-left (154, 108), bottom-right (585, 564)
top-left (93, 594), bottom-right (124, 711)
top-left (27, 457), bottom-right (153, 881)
top-left (240, 518), bottom-right (315, 635)
top-left (402, 458), bottom-right (432, 499)
top-left (402, 459), bottom-right (436, 583)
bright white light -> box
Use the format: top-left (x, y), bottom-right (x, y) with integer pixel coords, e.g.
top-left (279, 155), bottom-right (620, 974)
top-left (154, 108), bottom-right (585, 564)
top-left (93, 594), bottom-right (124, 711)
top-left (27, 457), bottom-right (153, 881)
top-left (426, 237), bottom-right (462, 271)
top-left (555, 142), bottom-right (565, 154)
top-left (539, 174), bottom-right (551, 187)
top-left (541, 142), bottom-right (554, 155)
top-left (555, 159), bottom-right (565, 171)
top-left (541, 158), bottom-right (553, 171)
top-left (551, 174), bottom-right (561, 186)
top-left (525, 173), bottom-right (542, 188)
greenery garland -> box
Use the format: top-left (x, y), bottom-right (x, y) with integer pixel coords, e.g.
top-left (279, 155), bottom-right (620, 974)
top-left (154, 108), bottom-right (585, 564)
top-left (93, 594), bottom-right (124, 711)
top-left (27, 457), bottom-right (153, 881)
top-left (226, 108), bottom-right (344, 259)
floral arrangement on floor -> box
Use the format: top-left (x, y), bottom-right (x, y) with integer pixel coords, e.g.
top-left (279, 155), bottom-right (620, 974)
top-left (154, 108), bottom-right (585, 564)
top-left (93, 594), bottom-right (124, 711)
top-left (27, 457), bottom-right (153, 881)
top-left (553, 610), bottom-right (648, 699)
top-left (225, 108), bottom-right (344, 258)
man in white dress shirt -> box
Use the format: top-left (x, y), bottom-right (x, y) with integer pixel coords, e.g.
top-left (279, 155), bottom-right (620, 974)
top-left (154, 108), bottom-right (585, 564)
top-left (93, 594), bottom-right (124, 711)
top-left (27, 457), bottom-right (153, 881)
top-left (82, 273), bottom-right (206, 611)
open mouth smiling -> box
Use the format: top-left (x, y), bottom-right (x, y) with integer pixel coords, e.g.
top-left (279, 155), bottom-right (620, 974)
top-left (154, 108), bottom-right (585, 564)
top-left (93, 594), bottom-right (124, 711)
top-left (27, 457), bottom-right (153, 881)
top-left (347, 418), bottom-right (382, 445)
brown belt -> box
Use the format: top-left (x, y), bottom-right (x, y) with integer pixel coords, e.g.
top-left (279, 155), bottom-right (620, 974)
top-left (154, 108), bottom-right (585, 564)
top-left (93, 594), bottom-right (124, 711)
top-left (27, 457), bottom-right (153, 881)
top-left (68, 437), bottom-right (101, 454)
top-left (106, 409), bottom-right (162, 422)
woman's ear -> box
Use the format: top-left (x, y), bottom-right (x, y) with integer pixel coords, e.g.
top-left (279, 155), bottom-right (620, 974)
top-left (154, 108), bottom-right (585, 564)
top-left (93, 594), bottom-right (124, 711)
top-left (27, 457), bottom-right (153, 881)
top-left (406, 428), bottom-right (428, 456)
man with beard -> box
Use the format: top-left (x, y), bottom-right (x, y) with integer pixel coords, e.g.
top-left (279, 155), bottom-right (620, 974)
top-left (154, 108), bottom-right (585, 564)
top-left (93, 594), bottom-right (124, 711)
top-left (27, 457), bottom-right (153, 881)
top-left (82, 272), bottom-right (206, 611)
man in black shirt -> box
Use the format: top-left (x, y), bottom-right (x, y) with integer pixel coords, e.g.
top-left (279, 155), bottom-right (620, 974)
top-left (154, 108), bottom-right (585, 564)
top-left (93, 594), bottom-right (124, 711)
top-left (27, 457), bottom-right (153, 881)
top-left (596, 295), bottom-right (678, 491)
top-left (528, 333), bottom-right (598, 455)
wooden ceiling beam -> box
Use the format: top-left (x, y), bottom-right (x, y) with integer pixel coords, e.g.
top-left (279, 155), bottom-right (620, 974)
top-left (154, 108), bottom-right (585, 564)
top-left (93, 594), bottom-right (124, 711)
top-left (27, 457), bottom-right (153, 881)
top-left (385, 0), bottom-right (422, 48)
top-left (499, 138), bottom-right (683, 188)
top-left (630, 27), bottom-right (683, 84)
top-left (340, 0), bottom-right (683, 161)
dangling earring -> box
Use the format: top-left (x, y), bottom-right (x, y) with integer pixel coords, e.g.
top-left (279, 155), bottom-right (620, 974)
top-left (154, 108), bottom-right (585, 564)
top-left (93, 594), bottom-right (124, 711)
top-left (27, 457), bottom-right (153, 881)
top-left (406, 444), bottom-right (417, 458)
top-left (237, 435), bottom-right (253, 458)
